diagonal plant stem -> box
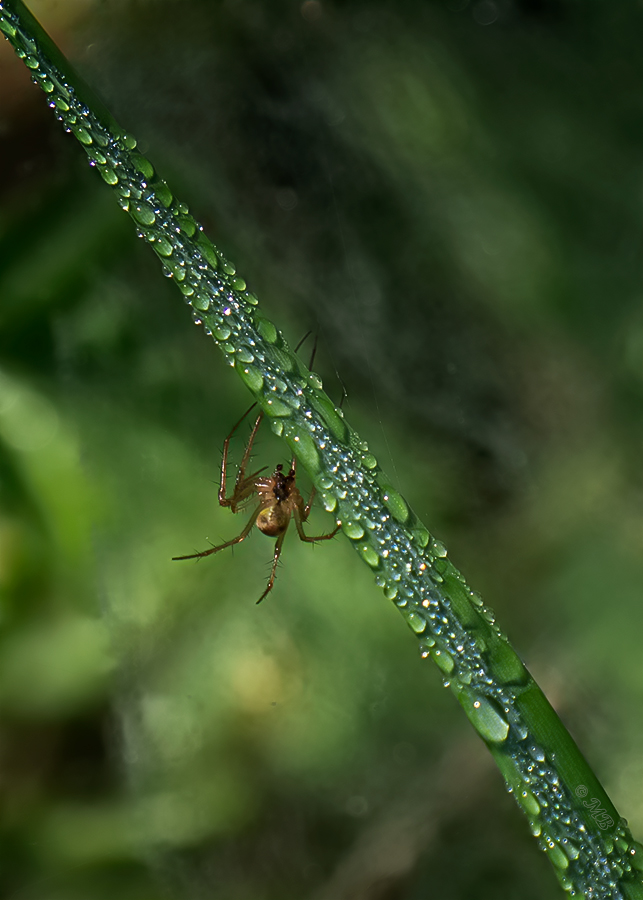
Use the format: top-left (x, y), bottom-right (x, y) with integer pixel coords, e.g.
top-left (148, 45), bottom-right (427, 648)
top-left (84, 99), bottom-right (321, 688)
top-left (2, 2), bottom-right (642, 896)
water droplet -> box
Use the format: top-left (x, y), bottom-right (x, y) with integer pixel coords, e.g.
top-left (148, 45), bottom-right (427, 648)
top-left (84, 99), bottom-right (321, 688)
top-left (466, 695), bottom-right (509, 742)
top-left (271, 419), bottom-right (284, 437)
top-left (613, 837), bottom-right (628, 857)
top-left (74, 125), bottom-right (93, 145)
top-left (131, 152), bottom-right (154, 179)
top-left (545, 840), bottom-right (569, 871)
top-left (406, 611), bottom-right (426, 634)
top-left (410, 525), bottom-right (430, 547)
top-left (132, 202), bottom-right (156, 226)
top-left (562, 840), bottom-right (580, 861)
top-left (213, 324), bottom-right (231, 341)
top-left (625, 841), bottom-right (643, 873)
top-left (175, 215), bottom-right (194, 236)
top-left (518, 789), bottom-right (540, 817)
top-left (433, 648), bottom-right (455, 675)
top-left (154, 180), bottom-right (173, 207)
top-left (255, 317), bottom-right (278, 344)
top-left (194, 239), bottom-right (218, 270)
top-left (340, 520), bottom-right (363, 541)
top-left (0, 18), bottom-right (17, 38)
top-left (529, 820), bottom-right (542, 837)
top-left (236, 347), bottom-right (254, 363)
top-left (322, 493), bottom-right (337, 512)
top-left (362, 452), bottom-right (378, 470)
top-left (265, 397), bottom-right (292, 416)
top-left (221, 260), bottom-right (236, 275)
top-left (287, 429), bottom-right (320, 473)
top-left (381, 486), bottom-right (409, 523)
top-left (100, 167), bottom-right (119, 186)
top-left (238, 364), bottom-right (264, 393)
top-left (302, 371), bottom-right (322, 392)
top-left (431, 539), bottom-right (448, 558)
top-left (513, 720), bottom-right (529, 741)
top-left (361, 545), bottom-right (380, 568)
top-left (188, 292), bottom-right (211, 314)
top-left (383, 585), bottom-right (398, 600)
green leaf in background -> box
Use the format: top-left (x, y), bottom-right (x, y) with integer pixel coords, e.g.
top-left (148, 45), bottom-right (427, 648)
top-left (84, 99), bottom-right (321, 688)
top-left (1, 2), bottom-right (643, 899)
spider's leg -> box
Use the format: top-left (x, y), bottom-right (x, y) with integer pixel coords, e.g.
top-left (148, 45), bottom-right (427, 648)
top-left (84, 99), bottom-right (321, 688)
top-left (219, 403), bottom-right (259, 506)
top-left (232, 412), bottom-right (264, 497)
top-left (173, 505), bottom-right (261, 561)
top-left (293, 505), bottom-right (341, 543)
top-left (228, 466), bottom-right (269, 514)
top-left (294, 327), bottom-right (319, 368)
top-left (302, 486), bottom-right (316, 520)
top-left (256, 528), bottom-right (288, 604)
top-left (294, 330), bottom-right (313, 355)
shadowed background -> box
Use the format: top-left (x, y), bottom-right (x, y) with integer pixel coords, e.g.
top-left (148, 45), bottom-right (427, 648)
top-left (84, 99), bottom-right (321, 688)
top-left (1, 1), bottom-right (643, 898)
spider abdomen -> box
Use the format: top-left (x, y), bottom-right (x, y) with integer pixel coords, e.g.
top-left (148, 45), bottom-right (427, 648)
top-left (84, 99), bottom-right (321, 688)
top-left (256, 504), bottom-right (291, 537)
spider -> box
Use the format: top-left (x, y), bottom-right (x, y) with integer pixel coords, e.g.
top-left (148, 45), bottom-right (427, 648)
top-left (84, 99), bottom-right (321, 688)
top-left (172, 404), bottom-right (341, 603)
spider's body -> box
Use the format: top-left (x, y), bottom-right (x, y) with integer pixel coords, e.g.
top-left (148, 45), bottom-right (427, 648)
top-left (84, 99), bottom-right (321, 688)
top-left (173, 408), bottom-right (340, 602)
top-left (255, 465), bottom-right (300, 537)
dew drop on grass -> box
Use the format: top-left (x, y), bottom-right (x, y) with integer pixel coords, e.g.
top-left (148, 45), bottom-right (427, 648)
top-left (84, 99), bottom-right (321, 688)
top-left (132, 202), bottom-right (156, 226)
top-left (264, 397), bottom-right (291, 417)
top-left (467, 696), bottom-right (509, 743)
top-left (518, 789), bottom-right (541, 817)
top-left (322, 493), bottom-right (337, 512)
top-left (191, 293), bottom-right (210, 312)
top-left (361, 545), bottom-right (380, 568)
top-left (213, 324), bottom-right (231, 341)
top-left (432, 648), bottom-right (455, 675)
top-left (342, 521), bottom-right (365, 540)
top-left (545, 840), bottom-right (570, 872)
top-left (100, 167), bottom-right (119, 186)
top-left (431, 539), bottom-right (448, 558)
top-left (405, 611), bottom-right (426, 634)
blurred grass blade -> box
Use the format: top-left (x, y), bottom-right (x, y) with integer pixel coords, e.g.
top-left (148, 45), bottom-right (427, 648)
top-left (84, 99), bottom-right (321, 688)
top-left (2, 1), bottom-right (643, 896)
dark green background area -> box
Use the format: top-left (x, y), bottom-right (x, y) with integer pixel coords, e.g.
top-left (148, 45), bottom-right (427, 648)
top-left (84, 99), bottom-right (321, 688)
top-left (1, 1), bottom-right (642, 897)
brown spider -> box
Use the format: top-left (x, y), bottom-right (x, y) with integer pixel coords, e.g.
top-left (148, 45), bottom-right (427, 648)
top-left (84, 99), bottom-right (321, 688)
top-left (173, 404), bottom-right (341, 603)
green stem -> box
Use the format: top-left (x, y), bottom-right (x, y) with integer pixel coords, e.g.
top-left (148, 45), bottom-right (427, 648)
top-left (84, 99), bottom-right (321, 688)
top-left (2, 1), bottom-right (642, 895)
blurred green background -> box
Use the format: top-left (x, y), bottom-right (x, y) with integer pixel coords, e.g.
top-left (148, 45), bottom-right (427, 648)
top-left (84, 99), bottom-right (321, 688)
top-left (2, 1), bottom-right (643, 897)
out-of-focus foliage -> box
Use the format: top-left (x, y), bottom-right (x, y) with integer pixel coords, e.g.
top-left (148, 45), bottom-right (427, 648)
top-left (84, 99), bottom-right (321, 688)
top-left (1, 1), bottom-right (643, 898)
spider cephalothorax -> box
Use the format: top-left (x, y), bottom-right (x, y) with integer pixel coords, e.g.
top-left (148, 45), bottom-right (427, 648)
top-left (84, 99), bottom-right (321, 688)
top-left (173, 408), bottom-right (340, 602)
